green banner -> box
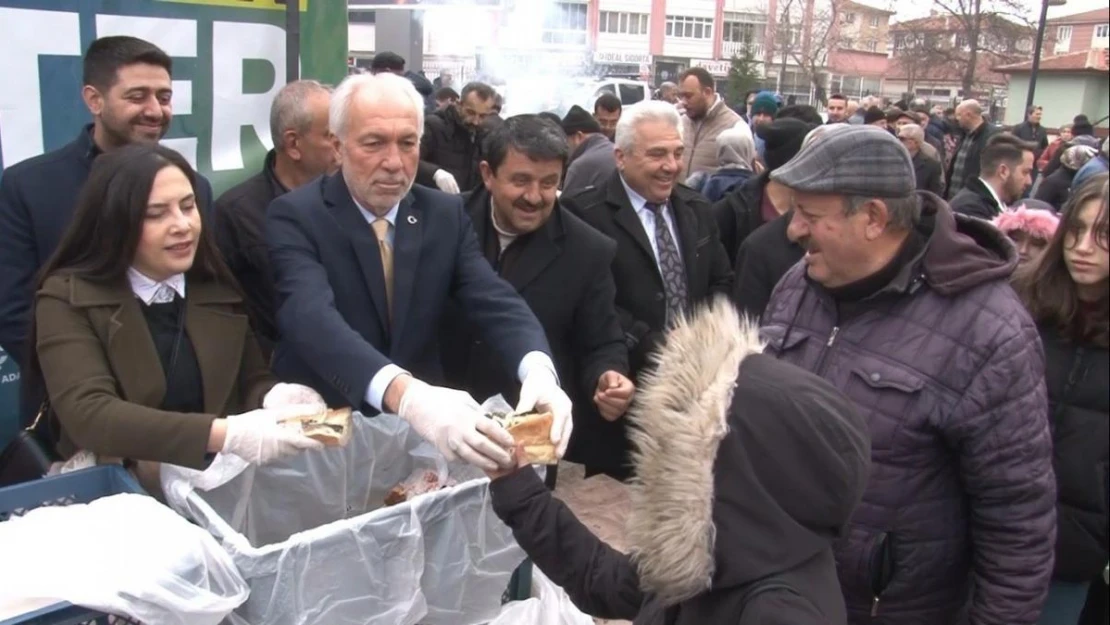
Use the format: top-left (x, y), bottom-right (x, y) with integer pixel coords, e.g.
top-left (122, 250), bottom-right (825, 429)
top-left (0, 0), bottom-right (348, 195)
top-left (0, 0), bottom-right (348, 446)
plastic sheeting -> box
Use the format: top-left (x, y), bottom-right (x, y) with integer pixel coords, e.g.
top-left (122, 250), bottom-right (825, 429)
top-left (0, 493), bottom-right (248, 624)
top-left (489, 567), bottom-right (595, 625)
top-left (161, 412), bottom-right (525, 625)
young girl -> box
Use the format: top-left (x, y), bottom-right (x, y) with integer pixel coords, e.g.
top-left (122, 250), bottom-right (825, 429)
top-left (1014, 174), bottom-right (1109, 625)
top-left (30, 144), bottom-right (325, 486)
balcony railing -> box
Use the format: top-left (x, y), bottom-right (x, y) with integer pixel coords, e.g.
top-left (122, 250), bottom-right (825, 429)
top-left (722, 41), bottom-right (765, 59)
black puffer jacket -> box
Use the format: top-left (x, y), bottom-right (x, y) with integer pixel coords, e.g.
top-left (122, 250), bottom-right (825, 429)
top-left (1040, 324), bottom-right (1110, 582)
top-left (415, 105), bottom-right (487, 193)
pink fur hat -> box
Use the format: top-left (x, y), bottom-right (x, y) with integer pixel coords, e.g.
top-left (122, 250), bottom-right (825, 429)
top-left (993, 202), bottom-right (1060, 241)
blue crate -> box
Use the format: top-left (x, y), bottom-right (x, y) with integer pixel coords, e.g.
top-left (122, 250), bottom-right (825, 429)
top-left (0, 466), bottom-right (145, 625)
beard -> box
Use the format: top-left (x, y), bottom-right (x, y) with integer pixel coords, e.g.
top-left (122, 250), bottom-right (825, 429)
top-left (100, 107), bottom-right (169, 148)
top-left (344, 168), bottom-right (413, 215)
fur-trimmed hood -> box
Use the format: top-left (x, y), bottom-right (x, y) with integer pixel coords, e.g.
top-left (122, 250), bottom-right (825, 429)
top-left (626, 298), bottom-right (871, 608)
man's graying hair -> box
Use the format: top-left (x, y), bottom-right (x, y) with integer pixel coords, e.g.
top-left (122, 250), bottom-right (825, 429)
top-left (615, 101), bottom-right (683, 153)
top-left (270, 80), bottom-right (331, 148)
top-left (482, 114), bottom-right (569, 173)
top-left (844, 194), bottom-right (921, 231)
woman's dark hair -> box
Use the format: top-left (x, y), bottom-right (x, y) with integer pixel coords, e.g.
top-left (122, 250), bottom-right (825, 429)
top-left (27, 144), bottom-right (239, 378)
top-left (37, 144), bottom-right (232, 287)
top-left (1014, 173), bottom-right (1109, 347)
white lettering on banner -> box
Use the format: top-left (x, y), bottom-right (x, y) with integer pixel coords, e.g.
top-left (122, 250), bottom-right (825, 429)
top-left (95, 15), bottom-right (201, 168)
top-left (0, 8), bottom-right (82, 166)
top-left (211, 21), bottom-right (285, 171)
top-left (691, 59), bottom-right (731, 76)
top-left (0, 9), bottom-right (288, 174)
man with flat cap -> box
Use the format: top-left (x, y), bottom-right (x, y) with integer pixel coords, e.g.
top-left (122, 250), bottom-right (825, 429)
top-left (759, 125), bottom-right (1055, 624)
top-left (561, 104), bottom-right (616, 196)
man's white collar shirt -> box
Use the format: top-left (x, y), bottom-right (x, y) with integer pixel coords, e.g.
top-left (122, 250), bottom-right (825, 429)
top-left (620, 175), bottom-right (681, 270)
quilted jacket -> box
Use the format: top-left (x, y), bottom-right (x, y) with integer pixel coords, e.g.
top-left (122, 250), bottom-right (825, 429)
top-left (760, 193), bottom-right (1057, 625)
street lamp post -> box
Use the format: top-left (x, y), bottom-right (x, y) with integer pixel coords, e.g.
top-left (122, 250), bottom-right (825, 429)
top-left (1025, 0), bottom-right (1067, 112)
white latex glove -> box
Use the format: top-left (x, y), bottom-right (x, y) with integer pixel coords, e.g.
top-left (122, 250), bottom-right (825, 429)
top-left (433, 169), bottom-right (460, 194)
top-left (398, 379), bottom-right (514, 471)
top-left (516, 367), bottom-right (573, 458)
top-left (262, 382), bottom-right (327, 412)
top-left (222, 406), bottom-right (325, 465)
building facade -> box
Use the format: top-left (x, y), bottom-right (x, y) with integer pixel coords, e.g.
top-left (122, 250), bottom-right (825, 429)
top-left (347, 0), bottom-right (894, 108)
top-left (885, 11), bottom-right (1033, 112)
top-left (1045, 7), bottom-right (1110, 56)
top-left (996, 7), bottom-right (1110, 130)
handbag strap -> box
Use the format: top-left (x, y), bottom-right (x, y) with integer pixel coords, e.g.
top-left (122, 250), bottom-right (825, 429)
top-left (25, 399), bottom-right (49, 433)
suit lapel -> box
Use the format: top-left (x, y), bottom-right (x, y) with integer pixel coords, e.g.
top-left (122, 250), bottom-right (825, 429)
top-left (503, 208), bottom-right (562, 291)
top-left (186, 283), bottom-right (247, 415)
top-left (391, 194), bottom-right (421, 344)
top-left (606, 176), bottom-right (656, 266)
top-left (324, 174), bottom-right (390, 337)
top-left (105, 297), bottom-right (167, 408)
top-left (669, 193), bottom-right (700, 295)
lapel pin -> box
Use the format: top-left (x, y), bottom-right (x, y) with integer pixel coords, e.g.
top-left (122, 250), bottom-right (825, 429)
top-left (407, 215), bottom-right (417, 224)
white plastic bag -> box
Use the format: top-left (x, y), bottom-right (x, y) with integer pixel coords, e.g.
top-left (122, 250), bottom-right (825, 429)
top-left (161, 412), bottom-right (525, 625)
top-left (0, 493), bottom-right (248, 625)
top-left (489, 567), bottom-right (595, 625)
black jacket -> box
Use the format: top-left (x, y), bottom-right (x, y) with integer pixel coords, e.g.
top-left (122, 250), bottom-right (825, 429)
top-left (732, 212), bottom-right (803, 320)
top-left (912, 151), bottom-right (945, 197)
top-left (214, 150), bottom-right (289, 357)
top-left (490, 301), bottom-right (870, 625)
top-left (1040, 324), bottom-right (1109, 583)
top-left (561, 172), bottom-right (733, 376)
top-left (440, 188), bottom-right (628, 465)
top-left (416, 106), bottom-right (486, 193)
top-left (561, 173), bottom-right (733, 477)
top-left (710, 170), bottom-right (771, 268)
top-left (949, 177), bottom-right (1004, 220)
top-left (1012, 121), bottom-right (1049, 161)
top-left (946, 121), bottom-right (999, 198)
top-left (1033, 167), bottom-right (1076, 212)
top-left (0, 126), bottom-right (214, 419)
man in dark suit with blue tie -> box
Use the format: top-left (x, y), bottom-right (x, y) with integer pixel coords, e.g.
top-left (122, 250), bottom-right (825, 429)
top-left (266, 73), bottom-right (572, 471)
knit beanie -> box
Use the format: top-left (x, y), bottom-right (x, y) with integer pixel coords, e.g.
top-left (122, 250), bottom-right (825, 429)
top-left (863, 106), bottom-right (886, 125)
top-left (757, 118), bottom-right (819, 171)
top-left (750, 91), bottom-right (780, 117)
top-left (561, 105), bottom-right (601, 135)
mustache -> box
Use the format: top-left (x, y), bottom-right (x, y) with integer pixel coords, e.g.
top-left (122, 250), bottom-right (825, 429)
top-left (513, 199), bottom-right (545, 211)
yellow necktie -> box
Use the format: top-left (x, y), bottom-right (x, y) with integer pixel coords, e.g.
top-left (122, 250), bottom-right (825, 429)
top-left (371, 219), bottom-right (393, 322)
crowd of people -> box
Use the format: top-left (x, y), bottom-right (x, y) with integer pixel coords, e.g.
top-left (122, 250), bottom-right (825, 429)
top-left (0, 37), bottom-right (1107, 625)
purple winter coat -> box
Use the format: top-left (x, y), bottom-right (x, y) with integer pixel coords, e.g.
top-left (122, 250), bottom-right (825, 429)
top-left (759, 193), bottom-right (1056, 625)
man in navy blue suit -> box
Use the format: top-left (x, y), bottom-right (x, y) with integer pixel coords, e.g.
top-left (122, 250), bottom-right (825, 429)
top-left (266, 73), bottom-right (572, 471)
top-left (0, 36), bottom-right (214, 422)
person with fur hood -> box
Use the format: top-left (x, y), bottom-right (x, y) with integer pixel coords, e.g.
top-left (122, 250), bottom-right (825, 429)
top-left (486, 299), bottom-right (871, 624)
top-left (993, 199), bottom-right (1060, 270)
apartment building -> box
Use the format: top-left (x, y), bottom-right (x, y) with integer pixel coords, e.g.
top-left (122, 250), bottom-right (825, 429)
top-left (826, 0), bottom-right (894, 100)
top-left (885, 11), bottom-right (1033, 107)
top-left (1045, 7), bottom-right (1110, 56)
top-left (995, 7), bottom-right (1110, 129)
top-left (347, 0), bottom-right (896, 106)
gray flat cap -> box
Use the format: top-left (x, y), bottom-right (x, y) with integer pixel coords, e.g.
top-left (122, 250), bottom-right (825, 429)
top-left (770, 125), bottom-right (916, 198)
